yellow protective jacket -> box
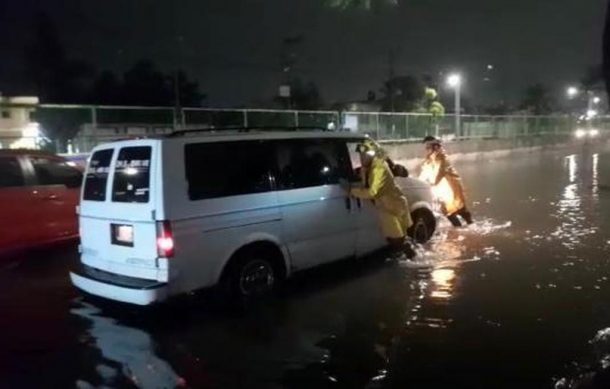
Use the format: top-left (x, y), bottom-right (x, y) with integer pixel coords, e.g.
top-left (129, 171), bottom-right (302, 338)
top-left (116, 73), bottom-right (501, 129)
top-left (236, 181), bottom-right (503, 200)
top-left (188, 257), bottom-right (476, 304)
top-left (350, 157), bottom-right (413, 239)
top-left (420, 149), bottom-right (466, 216)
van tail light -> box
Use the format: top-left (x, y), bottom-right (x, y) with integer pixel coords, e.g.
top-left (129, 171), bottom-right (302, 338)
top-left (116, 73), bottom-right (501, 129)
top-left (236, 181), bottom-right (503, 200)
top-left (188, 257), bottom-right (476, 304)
top-left (156, 220), bottom-right (175, 258)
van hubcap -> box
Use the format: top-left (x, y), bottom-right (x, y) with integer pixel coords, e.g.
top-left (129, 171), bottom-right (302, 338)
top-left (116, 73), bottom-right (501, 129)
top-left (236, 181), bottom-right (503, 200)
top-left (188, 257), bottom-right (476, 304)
top-left (413, 218), bottom-right (428, 243)
top-left (239, 260), bottom-right (274, 296)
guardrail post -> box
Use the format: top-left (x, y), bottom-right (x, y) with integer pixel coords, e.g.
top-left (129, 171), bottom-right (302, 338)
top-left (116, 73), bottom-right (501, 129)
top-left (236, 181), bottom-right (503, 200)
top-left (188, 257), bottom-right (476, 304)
top-left (405, 114), bottom-right (409, 139)
top-left (474, 115), bottom-right (479, 138)
top-left (375, 113), bottom-right (380, 139)
top-left (294, 111), bottom-right (299, 127)
top-left (90, 106), bottom-right (97, 130)
top-left (243, 110), bottom-right (249, 127)
top-left (90, 106), bottom-right (97, 152)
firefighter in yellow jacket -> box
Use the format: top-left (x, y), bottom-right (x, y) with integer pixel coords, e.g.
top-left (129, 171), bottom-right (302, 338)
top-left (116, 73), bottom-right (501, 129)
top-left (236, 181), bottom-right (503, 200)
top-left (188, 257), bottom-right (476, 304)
top-left (420, 136), bottom-right (473, 227)
top-left (349, 139), bottom-right (416, 259)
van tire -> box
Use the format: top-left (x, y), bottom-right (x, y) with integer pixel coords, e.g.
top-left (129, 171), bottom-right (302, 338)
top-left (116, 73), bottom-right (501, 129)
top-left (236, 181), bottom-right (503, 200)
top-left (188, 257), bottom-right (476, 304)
top-left (221, 245), bottom-right (284, 302)
top-left (408, 208), bottom-right (436, 243)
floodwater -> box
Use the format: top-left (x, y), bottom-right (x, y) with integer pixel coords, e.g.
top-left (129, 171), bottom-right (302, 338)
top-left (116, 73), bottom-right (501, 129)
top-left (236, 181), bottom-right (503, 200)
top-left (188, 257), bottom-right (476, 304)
top-left (2, 145), bottom-right (610, 389)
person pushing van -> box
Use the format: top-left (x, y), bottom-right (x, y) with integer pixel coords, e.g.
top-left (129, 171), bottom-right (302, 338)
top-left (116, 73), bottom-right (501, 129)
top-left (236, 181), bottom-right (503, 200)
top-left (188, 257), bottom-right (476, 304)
top-left (349, 139), bottom-right (417, 260)
top-left (419, 136), bottom-right (473, 227)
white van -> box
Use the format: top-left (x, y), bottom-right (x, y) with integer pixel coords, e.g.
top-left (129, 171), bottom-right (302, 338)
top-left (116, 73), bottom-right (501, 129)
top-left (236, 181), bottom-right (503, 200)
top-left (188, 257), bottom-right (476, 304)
top-left (70, 131), bottom-right (437, 305)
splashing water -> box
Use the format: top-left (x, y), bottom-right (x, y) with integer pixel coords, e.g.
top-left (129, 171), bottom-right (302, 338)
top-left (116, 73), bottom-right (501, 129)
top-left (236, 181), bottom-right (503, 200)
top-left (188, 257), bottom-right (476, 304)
top-left (554, 327), bottom-right (610, 389)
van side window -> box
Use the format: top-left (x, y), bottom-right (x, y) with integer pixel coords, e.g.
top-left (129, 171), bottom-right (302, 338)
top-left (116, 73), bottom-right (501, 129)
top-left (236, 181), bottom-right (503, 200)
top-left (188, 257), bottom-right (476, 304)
top-left (83, 149), bottom-right (113, 201)
top-left (112, 146), bottom-right (151, 203)
top-left (275, 139), bottom-right (344, 189)
top-left (185, 141), bottom-right (273, 200)
top-left (0, 157), bottom-right (24, 188)
top-left (31, 157), bottom-right (83, 188)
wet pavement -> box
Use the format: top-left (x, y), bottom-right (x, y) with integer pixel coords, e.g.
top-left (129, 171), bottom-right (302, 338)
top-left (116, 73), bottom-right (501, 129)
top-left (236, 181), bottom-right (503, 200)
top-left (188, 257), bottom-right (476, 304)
top-left (2, 145), bottom-right (610, 389)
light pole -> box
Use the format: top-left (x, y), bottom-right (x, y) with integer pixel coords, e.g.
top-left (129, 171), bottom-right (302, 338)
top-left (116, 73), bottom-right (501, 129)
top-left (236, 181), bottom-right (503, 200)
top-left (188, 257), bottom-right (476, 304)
top-left (566, 85), bottom-right (600, 120)
top-left (447, 73), bottom-right (462, 138)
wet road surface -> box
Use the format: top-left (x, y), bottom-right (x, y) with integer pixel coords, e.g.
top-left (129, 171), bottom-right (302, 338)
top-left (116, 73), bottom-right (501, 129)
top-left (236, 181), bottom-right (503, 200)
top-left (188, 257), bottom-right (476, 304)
top-left (2, 146), bottom-right (610, 388)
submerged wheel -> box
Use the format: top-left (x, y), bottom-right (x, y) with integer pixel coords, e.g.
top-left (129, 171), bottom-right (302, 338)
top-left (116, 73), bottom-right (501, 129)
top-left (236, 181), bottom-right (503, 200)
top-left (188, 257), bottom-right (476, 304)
top-left (222, 245), bottom-right (284, 302)
top-left (237, 258), bottom-right (275, 297)
top-left (408, 208), bottom-right (436, 243)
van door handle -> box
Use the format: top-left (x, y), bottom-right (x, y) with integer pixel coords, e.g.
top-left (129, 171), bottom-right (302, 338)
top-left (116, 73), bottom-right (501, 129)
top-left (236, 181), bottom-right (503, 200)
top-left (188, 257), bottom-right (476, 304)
top-left (42, 194), bottom-right (59, 201)
top-left (345, 197), bottom-right (352, 211)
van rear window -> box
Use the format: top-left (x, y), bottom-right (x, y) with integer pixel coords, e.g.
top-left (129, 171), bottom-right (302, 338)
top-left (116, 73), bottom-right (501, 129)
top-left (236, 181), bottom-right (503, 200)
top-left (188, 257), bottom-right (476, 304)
top-left (83, 149), bottom-right (113, 201)
top-left (112, 146), bottom-right (151, 203)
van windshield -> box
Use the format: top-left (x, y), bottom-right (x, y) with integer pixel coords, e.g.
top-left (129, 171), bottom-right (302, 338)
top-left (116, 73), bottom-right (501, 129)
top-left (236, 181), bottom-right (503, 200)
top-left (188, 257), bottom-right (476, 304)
top-left (112, 146), bottom-right (151, 203)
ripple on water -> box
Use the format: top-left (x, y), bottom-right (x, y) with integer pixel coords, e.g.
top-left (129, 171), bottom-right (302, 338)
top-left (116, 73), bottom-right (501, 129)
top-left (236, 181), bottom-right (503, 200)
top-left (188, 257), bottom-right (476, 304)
top-left (554, 327), bottom-right (610, 389)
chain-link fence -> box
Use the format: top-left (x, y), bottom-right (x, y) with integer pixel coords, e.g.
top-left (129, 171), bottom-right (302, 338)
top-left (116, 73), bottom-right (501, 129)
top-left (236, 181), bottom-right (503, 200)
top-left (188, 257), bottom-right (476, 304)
top-left (1, 103), bottom-right (608, 153)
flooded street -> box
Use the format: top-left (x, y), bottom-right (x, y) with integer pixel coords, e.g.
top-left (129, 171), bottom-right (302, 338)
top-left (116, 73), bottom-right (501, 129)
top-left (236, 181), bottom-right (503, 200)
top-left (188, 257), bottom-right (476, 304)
top-left (3, 146), bottom-right (610, 389)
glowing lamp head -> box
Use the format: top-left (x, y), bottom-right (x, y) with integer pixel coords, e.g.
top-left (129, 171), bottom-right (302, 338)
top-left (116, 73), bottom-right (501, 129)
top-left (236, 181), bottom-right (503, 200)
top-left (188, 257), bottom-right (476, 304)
top-left (447, 74), bottom-right (462, 88)
top-left (567, 87), bottom-right (579, 98)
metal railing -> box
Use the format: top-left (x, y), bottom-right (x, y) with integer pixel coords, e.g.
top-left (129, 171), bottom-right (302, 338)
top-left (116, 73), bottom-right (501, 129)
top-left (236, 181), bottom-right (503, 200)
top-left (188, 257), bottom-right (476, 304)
top-left (1, 103), bottom-right (608, 153)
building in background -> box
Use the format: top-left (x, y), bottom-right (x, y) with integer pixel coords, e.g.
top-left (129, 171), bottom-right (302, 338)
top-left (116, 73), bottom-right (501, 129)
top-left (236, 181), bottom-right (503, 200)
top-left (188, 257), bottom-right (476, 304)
top-left (0, 96), bottom-right (41, 149)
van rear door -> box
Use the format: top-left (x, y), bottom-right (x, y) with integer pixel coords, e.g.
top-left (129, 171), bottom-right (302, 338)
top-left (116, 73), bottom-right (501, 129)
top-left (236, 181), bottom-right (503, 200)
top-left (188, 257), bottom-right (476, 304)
top-left (79, 140), bottom-right (167, 282)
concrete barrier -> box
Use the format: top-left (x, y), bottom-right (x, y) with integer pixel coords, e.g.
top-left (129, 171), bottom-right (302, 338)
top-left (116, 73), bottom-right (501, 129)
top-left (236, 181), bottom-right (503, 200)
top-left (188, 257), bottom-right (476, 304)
top-left (380, 135), bottom-right (597, 170)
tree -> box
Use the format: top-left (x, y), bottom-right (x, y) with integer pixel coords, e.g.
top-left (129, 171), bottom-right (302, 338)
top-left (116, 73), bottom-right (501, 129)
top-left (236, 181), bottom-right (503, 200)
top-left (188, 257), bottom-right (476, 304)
top-left (582, 64), bottom-right (604, 91)
top-left (90, 71), bottom-right (122, 105)
top-left (121, 60), bottom-right (173, 106)
top-left (422, 88), bottom-right (445, 117)
top-left (24, 12), bottom-right (93, 103)
top-left (89, 64), bottom-right (205, 107)
top-left (175, 70), bottom-right (206, 107)
top-left (520, 84), bottom-right (554, 115)
top-left (380, 75), bottom-right (424, 112)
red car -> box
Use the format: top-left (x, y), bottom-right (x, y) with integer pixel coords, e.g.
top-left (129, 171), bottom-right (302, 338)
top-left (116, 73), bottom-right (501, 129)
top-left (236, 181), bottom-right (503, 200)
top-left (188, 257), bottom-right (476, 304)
top-left (0, 150), bottom-right (82, 257)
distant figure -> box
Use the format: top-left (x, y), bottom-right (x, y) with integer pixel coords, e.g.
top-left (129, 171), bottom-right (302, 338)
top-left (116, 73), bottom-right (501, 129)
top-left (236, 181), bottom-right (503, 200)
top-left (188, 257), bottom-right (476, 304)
top-left (419, 136), bottom-right (473, 227)
top-left (349, 139), bottom-right (417, 260)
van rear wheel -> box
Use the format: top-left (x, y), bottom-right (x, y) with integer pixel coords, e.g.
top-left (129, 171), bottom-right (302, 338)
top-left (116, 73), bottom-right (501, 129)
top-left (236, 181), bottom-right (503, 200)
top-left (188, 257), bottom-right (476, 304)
top-left (408, 208), bottom-right (436, 243)
top-left (223, 251), bottom-right (279, 301)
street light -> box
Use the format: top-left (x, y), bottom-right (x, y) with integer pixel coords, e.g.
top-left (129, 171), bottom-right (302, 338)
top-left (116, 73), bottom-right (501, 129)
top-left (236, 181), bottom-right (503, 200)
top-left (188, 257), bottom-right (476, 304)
top-left (567, 86), bottom-right (579, 98)
top-left (447, 73), bottom-right (462, 138)
top-left (593, 96), bottom-right (601, 105)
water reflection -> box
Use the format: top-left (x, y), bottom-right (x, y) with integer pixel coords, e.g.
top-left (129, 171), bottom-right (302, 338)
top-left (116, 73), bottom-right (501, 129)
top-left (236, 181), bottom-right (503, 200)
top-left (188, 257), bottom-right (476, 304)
top-left (430, 268), bottom-right (456, 300)
top-left (551, 153), bottom-right (600, 250)
top-left (593, 153), bottom-right (599, 199)
top-left (71, 301), bottom-right (184, 389)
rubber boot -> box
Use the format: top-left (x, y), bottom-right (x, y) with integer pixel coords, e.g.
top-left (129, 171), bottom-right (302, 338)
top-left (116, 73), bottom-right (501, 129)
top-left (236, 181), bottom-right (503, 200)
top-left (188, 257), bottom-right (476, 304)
top-left (447, 214), bottom-right (462, 227)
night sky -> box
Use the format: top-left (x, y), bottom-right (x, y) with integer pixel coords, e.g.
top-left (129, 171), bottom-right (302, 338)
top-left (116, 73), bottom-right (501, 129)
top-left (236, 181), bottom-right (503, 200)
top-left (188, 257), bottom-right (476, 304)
top-left (0, 0), bottom-right (606, 107)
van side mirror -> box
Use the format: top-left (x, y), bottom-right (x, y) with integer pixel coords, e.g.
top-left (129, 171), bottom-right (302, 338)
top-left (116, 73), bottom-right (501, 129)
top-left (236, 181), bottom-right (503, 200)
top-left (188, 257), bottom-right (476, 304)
top-left (66, 172), bottom-right (83, 188)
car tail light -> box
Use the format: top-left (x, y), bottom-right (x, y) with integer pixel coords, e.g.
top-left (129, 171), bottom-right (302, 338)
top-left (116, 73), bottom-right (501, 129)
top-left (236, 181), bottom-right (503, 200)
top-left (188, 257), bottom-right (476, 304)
top-left (156, 220), bottom-right (174, 258)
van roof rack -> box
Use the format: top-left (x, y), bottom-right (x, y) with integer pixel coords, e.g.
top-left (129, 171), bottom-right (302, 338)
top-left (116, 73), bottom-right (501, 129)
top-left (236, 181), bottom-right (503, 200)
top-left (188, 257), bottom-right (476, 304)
top-left (167, 125), bottom-right (331, 138)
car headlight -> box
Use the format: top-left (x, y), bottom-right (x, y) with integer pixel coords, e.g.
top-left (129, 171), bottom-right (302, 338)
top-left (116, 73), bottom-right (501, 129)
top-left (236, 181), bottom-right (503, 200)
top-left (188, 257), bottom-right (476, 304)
top-left (589, 129), bottom-right (600, 137)
top-left (575, 129), bottom-right (586, 138)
